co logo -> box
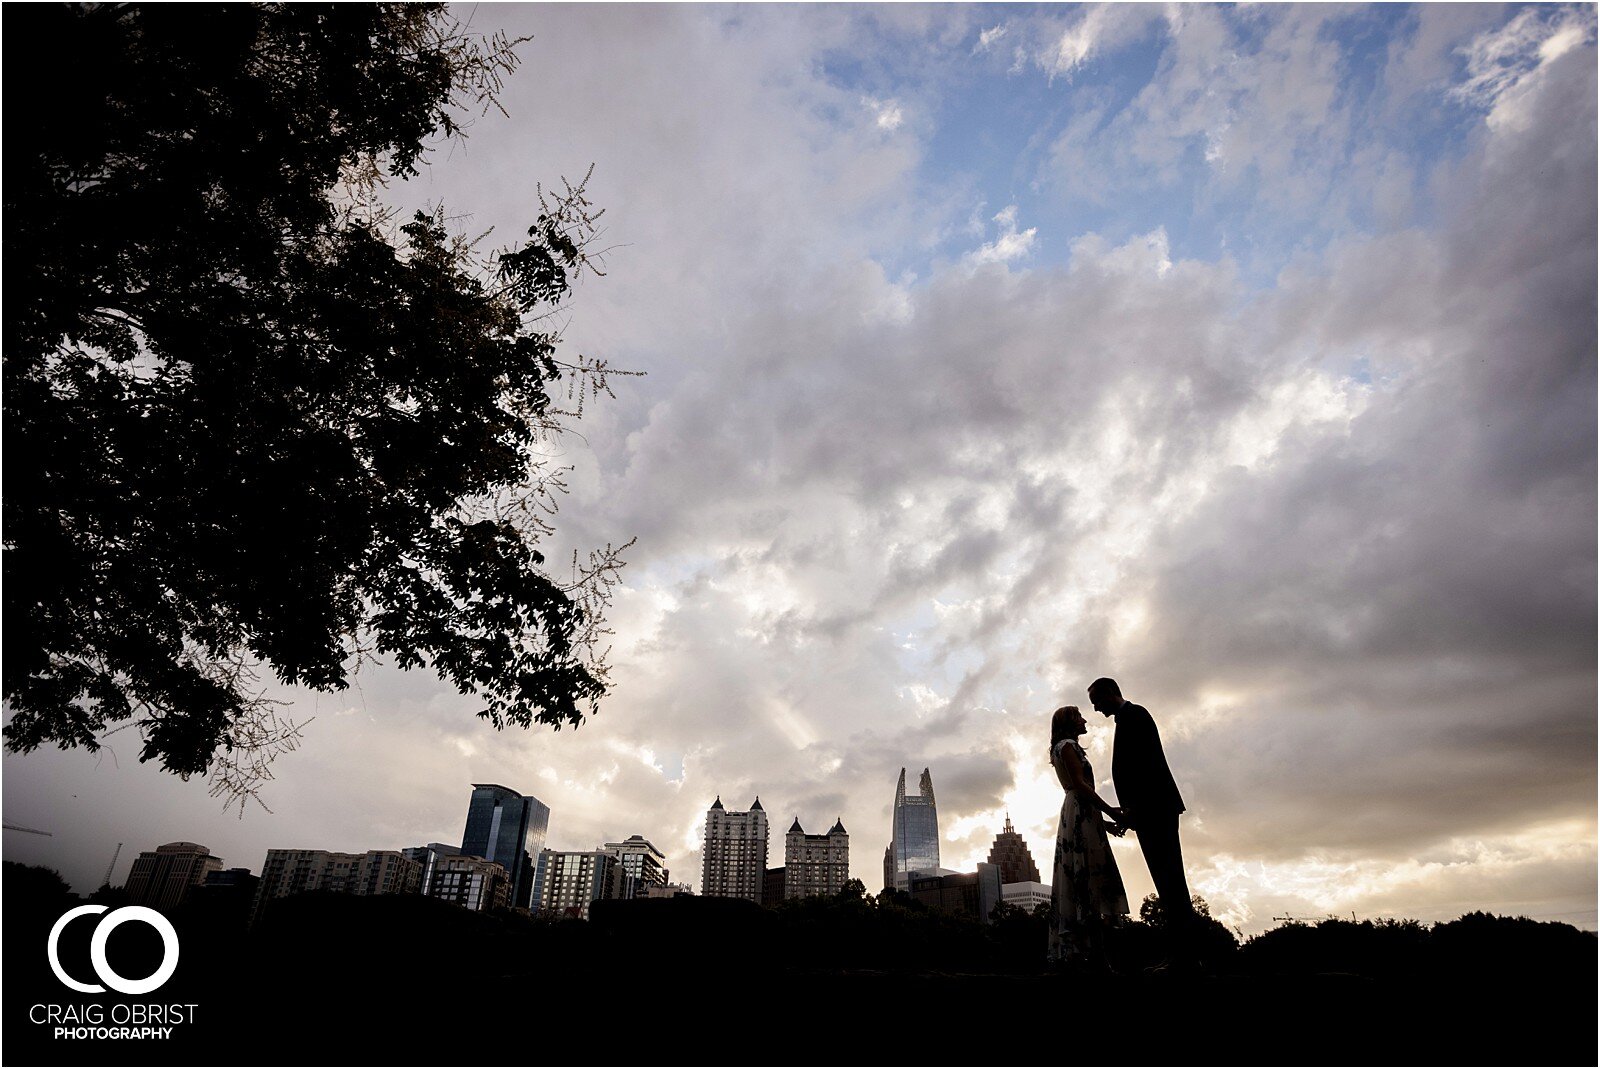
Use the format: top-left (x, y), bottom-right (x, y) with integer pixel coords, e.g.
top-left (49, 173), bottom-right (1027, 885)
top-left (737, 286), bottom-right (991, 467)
top-left (47, 906), bottom-right (180, 995)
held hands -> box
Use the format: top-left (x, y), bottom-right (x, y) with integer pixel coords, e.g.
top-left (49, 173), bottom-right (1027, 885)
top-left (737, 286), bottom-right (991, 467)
top-left (1103, 820), bottom-right (1127, 838)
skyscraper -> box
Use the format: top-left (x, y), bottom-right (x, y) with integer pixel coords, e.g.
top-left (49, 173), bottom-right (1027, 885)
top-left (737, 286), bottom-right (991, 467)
top-left (986, 814), bottom-right (1041, 884)
top-left (460, 783), bottom-right (550, 910)
top-left (700, 795), bottom-right (768, 902)
top-left (124, 842), bottom-right (223, 909)
top-left (886, 767), bottom-right (940, 891)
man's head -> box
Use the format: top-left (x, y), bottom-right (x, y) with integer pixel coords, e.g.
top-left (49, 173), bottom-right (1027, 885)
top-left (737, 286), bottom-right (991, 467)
top-left (1087, 677), bottom-right (1123, 716)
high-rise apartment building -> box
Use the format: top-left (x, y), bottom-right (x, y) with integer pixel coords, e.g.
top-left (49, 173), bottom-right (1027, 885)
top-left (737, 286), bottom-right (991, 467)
top-left (783, 818), bottom-right (849, 899)
top-left (700, 796), bottom-right (768, 903)
top-left (252, 848), bottom-right (422, 919)
top-left (886, 768), bottom-right (940, 890)
top-left (124, 842), bottom-right (224, 909)
top-left (986, 815), bottom-right (1041, 884)
top-left (605, 835), bottom-right (669, 897)
top-left (402, 843), bottom-right (462, 897)
top-left (459, 783), bottom-right (550, 910)
top-left (353, 850), bottom-right (419, 896)
top-left (254, 849), bottom-right (330, 908)
top-left (534, 849), bottom-right (630, 919)
top-left (426, 855), bottom-right (510, 913)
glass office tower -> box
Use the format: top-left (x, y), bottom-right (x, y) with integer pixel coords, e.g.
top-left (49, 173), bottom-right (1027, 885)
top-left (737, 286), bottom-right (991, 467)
top-left (888, 767), bottom-right (940, 890)
top-left (460, 783), bottom-right (550, 910)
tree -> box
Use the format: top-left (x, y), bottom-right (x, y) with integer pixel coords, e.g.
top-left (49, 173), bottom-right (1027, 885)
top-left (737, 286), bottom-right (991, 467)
top-left (3, 4), bottom-right (632, 805)
top-left (2, 860), bottom-right (76, 906)
top-left (1138, 892), bottom-right (1239, 963)
top-left (835, 877), bottom-right (868, 902)
top-left (1138, 891), bottom-right (1213, 926)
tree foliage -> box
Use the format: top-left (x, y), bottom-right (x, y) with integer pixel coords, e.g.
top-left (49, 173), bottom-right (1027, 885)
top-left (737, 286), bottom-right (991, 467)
top-left (4, 3), bottom-right (632, 804)
top-left (835, 877), bottom-right (868, 902)
top-left (2, 861), bottom-right (76, 913)
top-left (1139, 891), bottom-right (1213, 925)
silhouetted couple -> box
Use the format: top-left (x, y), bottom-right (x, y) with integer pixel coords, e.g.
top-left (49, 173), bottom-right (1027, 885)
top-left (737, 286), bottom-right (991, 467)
top-left (1047, 677), bottom-right (1196, 974)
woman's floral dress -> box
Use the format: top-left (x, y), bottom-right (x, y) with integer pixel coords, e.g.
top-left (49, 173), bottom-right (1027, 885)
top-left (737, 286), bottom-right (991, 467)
top-left (1048, 737), bottom-right (1129, 964)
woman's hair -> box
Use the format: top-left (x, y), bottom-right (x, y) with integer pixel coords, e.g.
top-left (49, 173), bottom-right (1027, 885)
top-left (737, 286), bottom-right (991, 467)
top-left (1051, 705), bottom-right (1080, 747)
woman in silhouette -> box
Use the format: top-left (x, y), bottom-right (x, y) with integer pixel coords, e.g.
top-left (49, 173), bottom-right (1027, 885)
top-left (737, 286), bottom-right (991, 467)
top-left (1048, 704), bottom-right (1129, 969)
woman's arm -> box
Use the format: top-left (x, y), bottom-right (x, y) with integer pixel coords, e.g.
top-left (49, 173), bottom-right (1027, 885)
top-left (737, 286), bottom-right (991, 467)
top-left (1056, 743), bottom-right (1122, 821)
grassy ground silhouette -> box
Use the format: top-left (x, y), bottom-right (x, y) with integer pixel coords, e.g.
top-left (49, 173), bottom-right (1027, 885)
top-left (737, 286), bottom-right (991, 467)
top-left (4, 864), bottom-right (1594, 1066)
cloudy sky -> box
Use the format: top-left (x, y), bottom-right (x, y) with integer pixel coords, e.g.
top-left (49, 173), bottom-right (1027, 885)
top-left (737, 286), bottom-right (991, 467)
top-left (6, 3), bottom-right (1596, 936)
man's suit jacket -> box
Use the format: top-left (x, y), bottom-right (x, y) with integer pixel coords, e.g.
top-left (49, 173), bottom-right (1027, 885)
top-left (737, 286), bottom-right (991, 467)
top-left (1111, 701), bottom-right (1186, 817)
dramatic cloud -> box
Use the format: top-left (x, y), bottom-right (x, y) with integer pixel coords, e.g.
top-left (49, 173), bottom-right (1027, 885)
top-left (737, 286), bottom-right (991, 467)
top-left (7, 5), bottom-right (1593, 938)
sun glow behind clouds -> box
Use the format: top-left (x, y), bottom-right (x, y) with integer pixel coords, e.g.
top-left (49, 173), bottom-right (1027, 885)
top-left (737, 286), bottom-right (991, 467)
top-left (946, 729), bottom-right (1113, 874)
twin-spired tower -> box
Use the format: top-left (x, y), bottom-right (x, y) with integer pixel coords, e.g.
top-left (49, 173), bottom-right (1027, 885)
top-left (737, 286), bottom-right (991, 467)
top-left (883, 767), bottom-right (940, 891)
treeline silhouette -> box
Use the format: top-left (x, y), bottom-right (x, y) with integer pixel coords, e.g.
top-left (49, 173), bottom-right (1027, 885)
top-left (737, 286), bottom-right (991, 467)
top-left (4, 862), bottom-right (1594, 1066)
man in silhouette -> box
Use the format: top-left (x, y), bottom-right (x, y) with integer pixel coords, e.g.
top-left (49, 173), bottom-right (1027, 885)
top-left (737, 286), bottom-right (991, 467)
top-left (1089, 676), bottom-right (1197, 967)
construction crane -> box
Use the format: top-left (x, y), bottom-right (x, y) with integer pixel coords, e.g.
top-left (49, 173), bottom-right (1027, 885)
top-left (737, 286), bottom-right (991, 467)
top-left (2, 822), bottom-right (53, 837)
top-left (1272, 911), bottom-right (1359, 926)
top-left (102, 842), bottom-right (123, 888)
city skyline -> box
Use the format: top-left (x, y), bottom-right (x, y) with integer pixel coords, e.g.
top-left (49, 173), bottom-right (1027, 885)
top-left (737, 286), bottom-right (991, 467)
top-left (4, 4), bottom-right (1595, 937)
top-left (10, 765), bottom-right (1030, 906)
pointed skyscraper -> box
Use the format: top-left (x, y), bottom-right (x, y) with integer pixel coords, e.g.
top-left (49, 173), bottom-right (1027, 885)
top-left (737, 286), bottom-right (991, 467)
top-left (986, 814), bottom-right (1041, 884)
top-left (886, 766), bottom-right (940, 890)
